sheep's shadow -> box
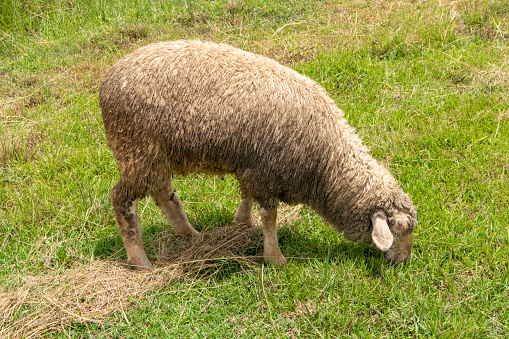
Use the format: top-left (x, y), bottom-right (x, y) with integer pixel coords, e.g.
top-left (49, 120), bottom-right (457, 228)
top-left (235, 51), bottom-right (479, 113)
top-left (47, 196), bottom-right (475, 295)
top-left (94, 219), bottom-right (386, 280)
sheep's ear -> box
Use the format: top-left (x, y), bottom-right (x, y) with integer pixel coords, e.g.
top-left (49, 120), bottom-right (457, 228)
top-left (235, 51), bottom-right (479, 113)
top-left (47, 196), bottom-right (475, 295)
top-left (371, 212), bottom-right (393, 252)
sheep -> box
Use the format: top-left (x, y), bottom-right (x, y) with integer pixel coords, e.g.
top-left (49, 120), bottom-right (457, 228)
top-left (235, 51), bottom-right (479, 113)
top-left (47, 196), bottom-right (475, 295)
top-left (99, 40), bottom-right (417, 270)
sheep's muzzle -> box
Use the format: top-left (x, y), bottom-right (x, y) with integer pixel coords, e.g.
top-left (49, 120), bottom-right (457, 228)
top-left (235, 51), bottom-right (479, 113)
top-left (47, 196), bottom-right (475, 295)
top-left (384, 232), bottom-right (413, 265)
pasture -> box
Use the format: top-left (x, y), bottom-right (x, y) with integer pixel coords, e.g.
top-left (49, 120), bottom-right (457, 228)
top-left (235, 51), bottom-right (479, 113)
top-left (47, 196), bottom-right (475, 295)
top-left (0, 0), bottom-right (508, 337)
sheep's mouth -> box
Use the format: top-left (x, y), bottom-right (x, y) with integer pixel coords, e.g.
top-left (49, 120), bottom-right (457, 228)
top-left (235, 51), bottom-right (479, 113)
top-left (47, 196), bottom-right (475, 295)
top-left (388, 257), bottom-right (407, 266)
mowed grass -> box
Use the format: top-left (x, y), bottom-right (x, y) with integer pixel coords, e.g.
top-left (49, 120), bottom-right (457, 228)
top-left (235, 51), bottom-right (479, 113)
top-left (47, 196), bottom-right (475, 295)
top-left (1, 0), bottom-right (508, 337)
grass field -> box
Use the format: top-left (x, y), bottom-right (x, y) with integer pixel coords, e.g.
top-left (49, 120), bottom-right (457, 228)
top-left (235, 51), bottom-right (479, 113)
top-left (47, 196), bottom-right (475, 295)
top-left (1, 0), bottom-right (508, 337)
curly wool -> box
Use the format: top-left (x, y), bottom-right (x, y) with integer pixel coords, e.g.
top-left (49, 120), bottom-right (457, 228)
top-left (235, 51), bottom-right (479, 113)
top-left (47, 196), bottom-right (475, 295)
top-left (99, 40), bottom-right (416, 244)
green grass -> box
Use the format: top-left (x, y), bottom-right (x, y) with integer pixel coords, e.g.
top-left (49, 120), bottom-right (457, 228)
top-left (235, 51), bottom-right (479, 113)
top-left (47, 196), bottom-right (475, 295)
top-left (1, 0), bottom-right (508, 337)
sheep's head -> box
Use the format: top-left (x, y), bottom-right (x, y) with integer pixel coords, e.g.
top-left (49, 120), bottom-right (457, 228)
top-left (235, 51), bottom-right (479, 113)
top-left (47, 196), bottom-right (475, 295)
top-left (339, 188), bottom-right (417, 264)
top-left (371, 207), bottom-right (416, 264)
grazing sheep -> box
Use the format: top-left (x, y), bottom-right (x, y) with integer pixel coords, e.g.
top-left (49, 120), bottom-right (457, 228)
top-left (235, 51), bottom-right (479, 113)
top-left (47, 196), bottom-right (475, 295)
top-left (99, 40), bottom-right (417, 270)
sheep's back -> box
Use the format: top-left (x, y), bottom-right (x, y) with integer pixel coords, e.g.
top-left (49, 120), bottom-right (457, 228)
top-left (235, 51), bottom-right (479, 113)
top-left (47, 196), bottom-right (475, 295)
top-left (99, 41), bottom-right (345, 200)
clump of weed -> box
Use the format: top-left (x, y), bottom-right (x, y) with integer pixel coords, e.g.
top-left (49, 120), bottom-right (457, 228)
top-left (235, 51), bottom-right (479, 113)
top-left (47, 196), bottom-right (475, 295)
top-left (370, 36), bottom-right (417, 61)
top-left (72, 62), bottom-right (108, 93)
top-left (89, 24), bottom-right (151, 53)
top-left (176, 9), bottom-right (209, 27)
top-left (0, 119), bottom-right (41, 166)
top-left (460, 0), bottom-right (509, 41)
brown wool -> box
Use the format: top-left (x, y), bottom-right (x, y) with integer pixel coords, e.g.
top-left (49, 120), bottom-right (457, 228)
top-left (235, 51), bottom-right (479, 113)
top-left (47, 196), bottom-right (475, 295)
top-left (99, 40), bottom-right (417, 268)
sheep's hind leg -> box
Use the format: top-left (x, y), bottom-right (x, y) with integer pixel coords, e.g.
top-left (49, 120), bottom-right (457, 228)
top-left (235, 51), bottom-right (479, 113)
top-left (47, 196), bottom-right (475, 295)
top-left (111, 181), bottom-right (152, 270)
top-left (151, 180), bottom-right (199, 237)
top-left (257, 203), bottom-right (287, 266)
top-left (234, 197), bottom-right (253, 224)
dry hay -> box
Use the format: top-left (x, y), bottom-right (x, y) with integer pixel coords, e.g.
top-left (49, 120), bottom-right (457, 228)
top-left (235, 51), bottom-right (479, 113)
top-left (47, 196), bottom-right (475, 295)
top-left (0, 205), bottom-right (302, 338)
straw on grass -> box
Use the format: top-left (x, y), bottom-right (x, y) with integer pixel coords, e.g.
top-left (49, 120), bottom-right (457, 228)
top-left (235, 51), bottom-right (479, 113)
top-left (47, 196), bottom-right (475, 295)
top-left (0, 205), bottom-right (302, 338)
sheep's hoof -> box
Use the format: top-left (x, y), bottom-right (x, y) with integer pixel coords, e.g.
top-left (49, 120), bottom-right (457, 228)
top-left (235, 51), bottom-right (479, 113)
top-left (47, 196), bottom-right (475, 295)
top-left (175, 227), bottom-right (200, 238)
top-left (234, 215), bottom-right (252, 225)
top-left (128, 259), bottom-right (153, 271)
top-left (234, 219), bottom-right (252, 226)
top-left (265, 255), bottom-right (287, 267)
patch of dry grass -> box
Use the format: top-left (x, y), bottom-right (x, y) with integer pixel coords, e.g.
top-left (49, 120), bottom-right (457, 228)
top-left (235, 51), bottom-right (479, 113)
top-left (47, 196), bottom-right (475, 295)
top-left (0, 206), bottom-right (302, 338)
top-left (0, 118), bottom-right (41, 166)
top-left (0, 261), bottom-right (169, 338)
top-left (0, 226), bottom-right (256, 338)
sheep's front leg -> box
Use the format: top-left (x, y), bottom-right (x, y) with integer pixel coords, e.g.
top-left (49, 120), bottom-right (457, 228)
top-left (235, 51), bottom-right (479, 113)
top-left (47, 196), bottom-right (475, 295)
top-left (151, 181), bottom-right (199, 237)
top-left (257, 204), bottom-right (287, 266)
top-left (111, 183), bottom-right (152, 270)
top-left (234, 197), bottom-right (253, 224)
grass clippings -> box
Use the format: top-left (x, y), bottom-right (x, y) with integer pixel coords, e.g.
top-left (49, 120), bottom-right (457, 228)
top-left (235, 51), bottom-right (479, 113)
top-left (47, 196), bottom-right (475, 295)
top-left (0, 261), bottom-right (170, 338)
top-left (0, 205), bottom-right (301, 339)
